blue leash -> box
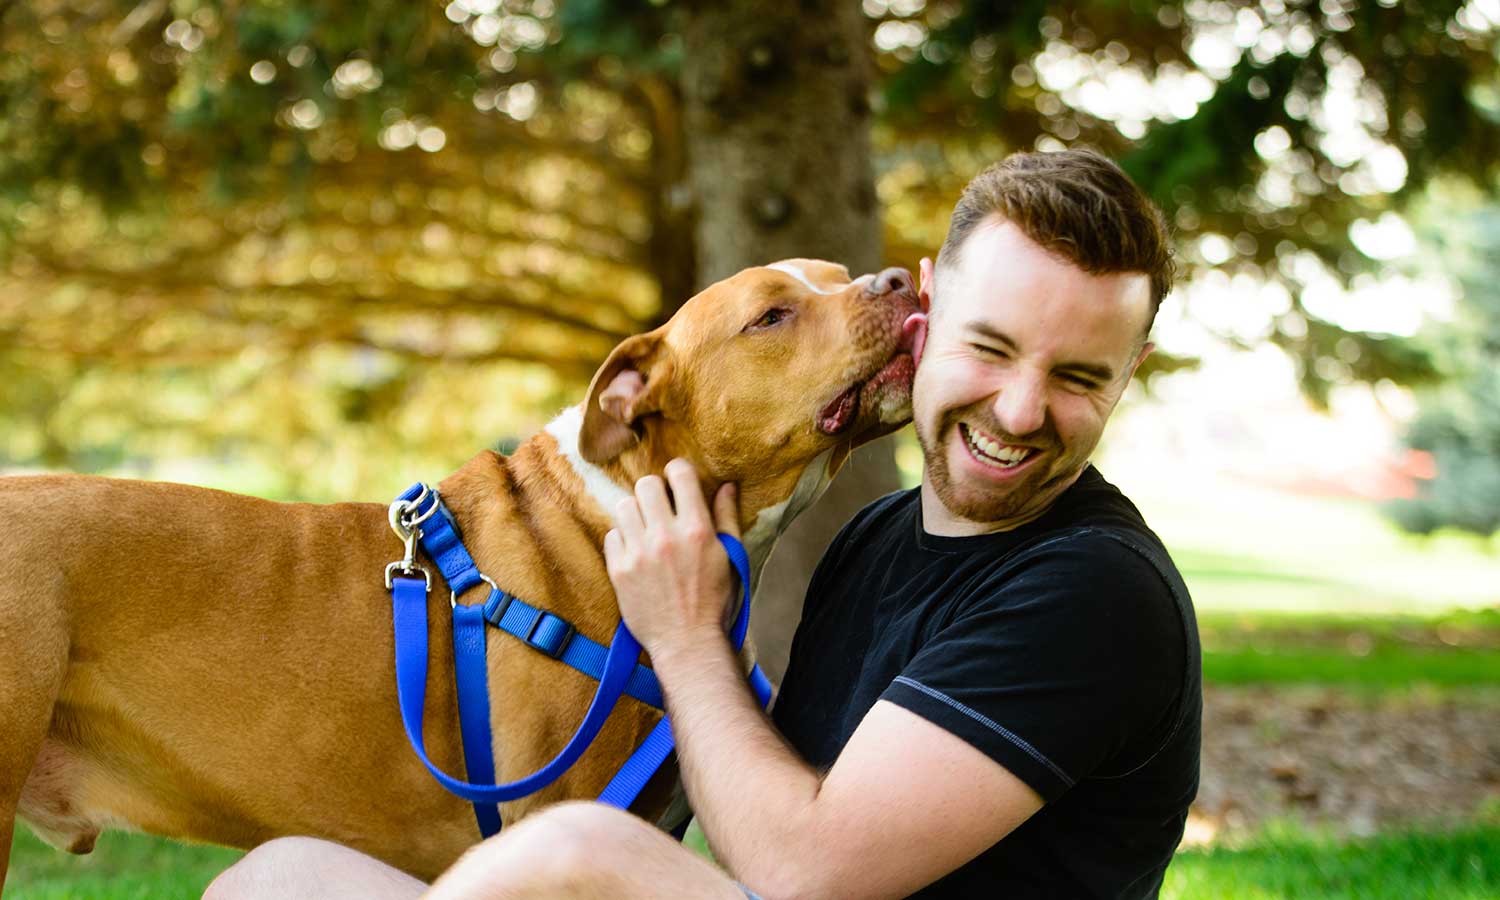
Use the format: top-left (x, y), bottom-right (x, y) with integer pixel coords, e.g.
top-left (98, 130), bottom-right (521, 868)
top-left (387, 483), bottom-right (770, 838)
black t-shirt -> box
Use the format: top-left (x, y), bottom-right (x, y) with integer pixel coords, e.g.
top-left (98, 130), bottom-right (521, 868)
top-left (772, 466), bottom-right (1202, 899)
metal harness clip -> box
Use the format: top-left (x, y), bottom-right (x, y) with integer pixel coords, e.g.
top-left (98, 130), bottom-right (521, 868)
top-left (385, 485), bottom-right (438, 590)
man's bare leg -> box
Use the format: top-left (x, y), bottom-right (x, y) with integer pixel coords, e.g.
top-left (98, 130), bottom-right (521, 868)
top-left (204, 837), bottom-right (425, 900)
top-left (205, 803), bottom-right (748, 900)
top-left (428, 802), bottom-right (748, 900)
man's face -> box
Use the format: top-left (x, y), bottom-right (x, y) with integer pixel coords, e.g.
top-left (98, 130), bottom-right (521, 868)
top-left (913, 218), bottom-right (1154, 534)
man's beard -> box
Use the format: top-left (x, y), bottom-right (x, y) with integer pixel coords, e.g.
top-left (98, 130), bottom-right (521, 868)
top-left (916, 407), bottom-right (1071, 527)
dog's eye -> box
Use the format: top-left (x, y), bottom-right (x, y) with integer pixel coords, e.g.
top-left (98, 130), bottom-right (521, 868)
top-left (746, 307), bottom-right (793, 331)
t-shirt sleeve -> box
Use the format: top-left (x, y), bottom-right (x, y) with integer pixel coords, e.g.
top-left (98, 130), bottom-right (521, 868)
top-left (880, 531), bottom-right (1185, 802)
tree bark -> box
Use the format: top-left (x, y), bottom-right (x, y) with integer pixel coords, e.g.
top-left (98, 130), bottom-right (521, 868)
top-left (680, 0), bottom-right (901, 683)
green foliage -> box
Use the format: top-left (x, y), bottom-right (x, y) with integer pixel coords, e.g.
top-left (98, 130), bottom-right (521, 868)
top-left (1388, 208), bottom-right (1500, 536)
top-left (4, 1), bottom-right (1500, 480)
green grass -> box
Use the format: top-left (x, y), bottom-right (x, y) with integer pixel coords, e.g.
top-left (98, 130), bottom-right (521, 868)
top-left (11, 810), bottom-right (1500, 898)
top-left (1162, 822), bottom-right (1500, 899)
top-left (1116, 473), bottom-right (1500, 689)
top-left (5, 825), bottom-right (241, 900)
top-left (695, 818), bottom-right (1500, 899)
top-left (1198, 608), bottom-right (1500, 688)
top-left (1203, 644), bottom-right (1500, 688)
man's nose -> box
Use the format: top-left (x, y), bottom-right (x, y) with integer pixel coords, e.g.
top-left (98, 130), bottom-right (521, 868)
top-left (992, 372), bottom-right (1047, 438)
top-left (866, 266), bottom-right (916, 299)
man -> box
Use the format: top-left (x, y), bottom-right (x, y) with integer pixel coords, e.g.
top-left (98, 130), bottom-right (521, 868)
top-left (210, 148), bottom-right (1200, 899)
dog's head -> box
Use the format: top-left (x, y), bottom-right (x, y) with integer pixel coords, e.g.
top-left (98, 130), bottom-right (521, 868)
top-left (576, 259), bottom-right (925, 543)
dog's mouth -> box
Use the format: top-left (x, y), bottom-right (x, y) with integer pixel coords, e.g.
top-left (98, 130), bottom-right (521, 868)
top-left (816, 312), bottom-right (925, 436)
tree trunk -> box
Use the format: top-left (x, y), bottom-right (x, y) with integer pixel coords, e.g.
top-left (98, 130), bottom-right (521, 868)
top-left (680, 0), bottom-right (902, 683)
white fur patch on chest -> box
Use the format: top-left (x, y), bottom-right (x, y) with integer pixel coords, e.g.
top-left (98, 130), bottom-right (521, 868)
top-left (742, 446), bottom-right (839, 574)
top-left (545, 405), bottom-right (633, 518)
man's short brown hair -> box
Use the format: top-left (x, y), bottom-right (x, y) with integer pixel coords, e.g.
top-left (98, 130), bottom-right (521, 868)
top-left (935, 148), bottom-right (1175, 332)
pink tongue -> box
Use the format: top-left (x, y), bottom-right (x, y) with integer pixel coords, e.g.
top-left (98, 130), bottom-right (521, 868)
top-left (902, 313), bottom-right (928, 368)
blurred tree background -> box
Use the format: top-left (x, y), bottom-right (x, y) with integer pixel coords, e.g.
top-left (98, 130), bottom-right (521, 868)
top-left (3, 0), bottom-right (1500, 676)
top-left (9, 6), bottom-right (1500, 893)
top-left (1386, 204), bottom-right (1500, 537)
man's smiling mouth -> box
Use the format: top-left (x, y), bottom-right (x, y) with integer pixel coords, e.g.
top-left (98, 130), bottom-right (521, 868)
top-left (959, 423), bottom-right (1037, 470)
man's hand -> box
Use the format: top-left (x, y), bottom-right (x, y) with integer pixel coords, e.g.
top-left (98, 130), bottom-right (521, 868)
top-left (603, 458), bottom-right (742, 657)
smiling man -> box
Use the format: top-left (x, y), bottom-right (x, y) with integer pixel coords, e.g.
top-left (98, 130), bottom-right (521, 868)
top-left (443, 149), bottom-right (1199, 899)
top-left (208, 149), bottom-right (1200, 900)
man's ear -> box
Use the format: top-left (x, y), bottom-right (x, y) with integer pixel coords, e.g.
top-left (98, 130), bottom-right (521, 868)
top-left (579, 332), bottom-right (668, 464)
top-left (918, 256), bottom-right (935, 315)
top-left (1129, 341), bottom-right (1155, 381)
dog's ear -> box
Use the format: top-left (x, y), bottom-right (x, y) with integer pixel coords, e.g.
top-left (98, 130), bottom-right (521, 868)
top-left (579, 332), bottom-right (669, 464)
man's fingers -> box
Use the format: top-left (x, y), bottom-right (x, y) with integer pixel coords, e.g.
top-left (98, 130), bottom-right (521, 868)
top-left (634, 473), bottom-right (673, 524)
top-left (713, 482), bottom-right (741, 539)
top-left (664, 458), bottom-right (711, 530)
top-left (612, 496), bottom-right (645, 543)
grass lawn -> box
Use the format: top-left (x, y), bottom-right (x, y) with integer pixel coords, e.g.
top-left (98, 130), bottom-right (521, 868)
top-left (5, 825), bottom-right (240, 900)
top-left (1162, 822), bottom-right (1500, 899)
top-left (1198, 608), bottom-right (1500, 689)
top-left (1123, 472), bottom-right (1500, 690)
top-left (13, 820), bottom-right (1496, 899)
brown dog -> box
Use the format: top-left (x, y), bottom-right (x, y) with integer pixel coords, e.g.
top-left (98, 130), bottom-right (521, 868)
top-left (0, 259), bottom-right (922, 887)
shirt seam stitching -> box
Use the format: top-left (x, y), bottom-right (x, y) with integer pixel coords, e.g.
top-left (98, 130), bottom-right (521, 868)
top-left (891, 675), bottom-right (1075, 788)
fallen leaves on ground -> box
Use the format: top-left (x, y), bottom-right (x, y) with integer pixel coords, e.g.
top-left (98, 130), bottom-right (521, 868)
top-left (1189, 685), bottom-right (1500, 845)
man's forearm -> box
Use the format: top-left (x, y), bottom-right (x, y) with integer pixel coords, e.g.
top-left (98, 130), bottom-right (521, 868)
top-left (651, 632), bottom-right (824, 892)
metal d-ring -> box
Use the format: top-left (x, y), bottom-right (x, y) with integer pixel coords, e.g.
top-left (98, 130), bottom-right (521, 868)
top-left (388, 484), bottom-right (441, 540)
top-left (407, 486), bottom-right (441, 529)
top-left (452, 572), bottom-right (499, 610)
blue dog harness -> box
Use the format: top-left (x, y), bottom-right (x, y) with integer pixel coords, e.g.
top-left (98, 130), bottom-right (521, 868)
top-left (386, 482), bottom-right (773, 838)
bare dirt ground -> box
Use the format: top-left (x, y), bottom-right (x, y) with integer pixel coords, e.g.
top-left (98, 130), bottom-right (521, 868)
top-left (1187, 685), bottom-right (1500, 844)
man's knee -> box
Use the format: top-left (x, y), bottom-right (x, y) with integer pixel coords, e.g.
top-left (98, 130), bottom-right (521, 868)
top-left (205, 835), bottom-right (423, 900)
top-left (497, 802), bottom-right (648, 868)
top-left (446, 802), bottom-right (657, 891)
top-left (204, 837), bottom-right (329, 900)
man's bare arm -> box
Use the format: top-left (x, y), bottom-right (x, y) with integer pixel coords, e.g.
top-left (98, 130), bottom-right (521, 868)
top-left (607, 460), bottom-right (1042, 899)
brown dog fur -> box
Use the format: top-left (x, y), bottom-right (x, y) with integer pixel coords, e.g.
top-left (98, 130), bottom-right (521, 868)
top-left (0, 259), bottom-right (920, 887)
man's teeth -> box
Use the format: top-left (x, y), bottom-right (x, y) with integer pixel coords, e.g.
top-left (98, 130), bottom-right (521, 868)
top-left (965, 426), bottom-right (1031, 468)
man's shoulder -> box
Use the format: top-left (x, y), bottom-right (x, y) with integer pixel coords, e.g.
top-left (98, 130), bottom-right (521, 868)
top-left (832, 487), bottom-right (919, 548)
top-left (1035, 469), bottom-right (1181, 576)
top-left (1050, 466), bottom-right (1152, 531)
top-left (858, 486), bottom-right (920, 523)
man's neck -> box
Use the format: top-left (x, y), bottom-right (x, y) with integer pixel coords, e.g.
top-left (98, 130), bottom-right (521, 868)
top-left (917, 470), bottom-right (1085, 537)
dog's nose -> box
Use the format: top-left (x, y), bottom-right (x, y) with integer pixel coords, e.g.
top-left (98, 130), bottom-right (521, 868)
top-left (868, 266), bottom-right (916, 299)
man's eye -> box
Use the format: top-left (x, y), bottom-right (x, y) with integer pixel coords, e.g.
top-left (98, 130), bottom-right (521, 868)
top-left (971, 343), bottom-right (1007, 358)
top-left (748, 308), bottom-right (792, 330)
top-left (1061, 374), bottom-right (1099, 390)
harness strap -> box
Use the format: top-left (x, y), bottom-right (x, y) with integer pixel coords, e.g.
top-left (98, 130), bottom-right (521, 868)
top-left (391, 575), bottom-right (643, 805)
top-left (595, 536), bottom-right (772, 812)
top-left (482, 588), bottom-right (664, 710)
top-left (391, 482), bottom-right (766, 840)
top-left (597, 663), bottom-right (773, 810)
top-left (399, 483), bottom-right (666, 710)
top-left (452, 603), bottom-right (503, 837)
